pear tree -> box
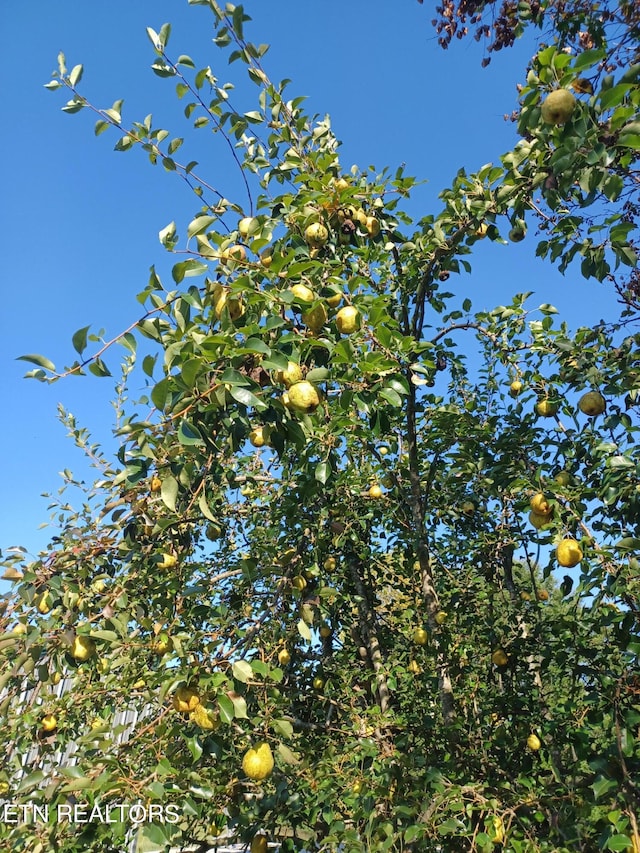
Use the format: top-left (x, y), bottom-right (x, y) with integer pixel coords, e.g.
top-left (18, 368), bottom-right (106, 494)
top-left (1, 2), bottom-right (639, 851)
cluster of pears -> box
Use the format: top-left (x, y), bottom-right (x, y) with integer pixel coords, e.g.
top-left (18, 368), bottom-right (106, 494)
top-left (244, 293), bottom-right (361, 431)
top-left (527, 385), bottom-right (605, 420)
top-left (172, 684), bottom-right (220, 730)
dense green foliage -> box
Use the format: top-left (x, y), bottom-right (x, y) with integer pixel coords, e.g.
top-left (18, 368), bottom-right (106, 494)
top-left (1, 2), bottom-right (639, 850)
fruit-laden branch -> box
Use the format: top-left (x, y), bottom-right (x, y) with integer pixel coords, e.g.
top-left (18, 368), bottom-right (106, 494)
top-left (405, 376), bottom-right (455, 725)
top-left (346, 554), bottom-right (390, 714)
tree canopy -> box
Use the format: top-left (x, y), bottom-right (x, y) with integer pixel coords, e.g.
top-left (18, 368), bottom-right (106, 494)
top-left (1, 2), bottom-right (639, 851)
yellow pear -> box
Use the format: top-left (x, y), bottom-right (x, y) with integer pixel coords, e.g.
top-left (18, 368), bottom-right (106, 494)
top-left (35, 591), bottom-right (52, 614)
top-left (242, 742), bottom-right (274, 781)
top-left (189, 704), bottom-right (220, 731)
top-left (365, 216), bottom-right (381, 237)
top-left (335, 305), bottom-right (360, 334)
top-left (529, 511), bottom-right (552, 530)
top-left (536, 398), bottom-right (559, 417)
top-left (490, 816), bottom-right (505, 845)
top-left (152, 634), bottom-right (173, 655)
top-left (556, 539), bottom-right (583, 568)
top-left (41, 713), bottom-right (58, 733)
top-left (302, 302), bottom-right (328, 333)
top-left (173, 685), bottom-right (200, 713)
top-left (274, 361), bottom-right (303, 388)
top-left (249, 426), bottom-right (269, 448)
top-left (238, 217), bottom-right (260, 238)
top-left (527, 733), bottom-right (542, 751)
top-left (277, 648), bottom-right (291, 666)
top-left (250, 835), bottom-right (269, 853)
top-left (71, 635), bottom-right (96, 662)
top-left (219, 244), bottom-right (246, 264)
top-left (304, 222), bottom-right (329, 248)
top-left (287, 381), bottom-right (320, 414)
top-left (325, 289), bottom-right (343, 308)
top-left (413, 627), bottom-right (428, 645)
top-left (289, 283), bottom-right (315, 303)
top-left (530, 493), bottom-right (552, 516)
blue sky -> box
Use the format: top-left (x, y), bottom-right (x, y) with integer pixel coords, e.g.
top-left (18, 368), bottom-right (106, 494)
top-left (0, 1), bottom-right (620, 561)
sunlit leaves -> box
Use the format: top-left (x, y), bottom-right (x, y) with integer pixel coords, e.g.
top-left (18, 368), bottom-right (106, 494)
top-left (17, 353), bottom-right (56, 373)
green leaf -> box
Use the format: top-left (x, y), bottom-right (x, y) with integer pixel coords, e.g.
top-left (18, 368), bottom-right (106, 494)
top-left (232, 5), bottom-right (244, 39)
top-left (591, 775), bottom-right (618, 799)
top-left (183, 734), bottom-right (203, 762)
top-left (405, 826), bottom-right (423, 844)
top-left (88, 358), bottom-right (111, 377)
top-left (277, 742), bottom-right (300, 765)
top-left (178, 419), bottom-right (204, 446)
top-left (615, 537), bottom-right (640, 551)
top-left (572, 48), bottom-right (605, 73)
top-left (272, 718), bottom-right (293, 739)
top-left (71, 326), bottom-right (90, 355)
top-left (146, 26), bottom-right (160, 48)
top-left (297, 619), bottom-right (311, 641)
top-left (59, 776), bottom-right (95, 794)
top-left (306, 367), bottom-right (331, 383)
top-left (217, 694), bottom-right (234, 723)
top-left (104, 101), bottom-right (123, 122)
top-left (232, 660), bottom-right (253, 683)
top-left (161, 476), bottom-right (179, 511)
top-left (606, 836), bottom-right (633, 852)
top-left (68, 64), bottom-right (83, 86)
top-left (158, 22), bottom-right (172, 49)
top-left (242, 338), bottom-right (271, 356)
top-left (172, 260), bottom-right (208, 283)
top-left (600, 84), bottom-right (630, 111)
top-left (18, 354), bottom-right (56, 372)
top-left (315, 461), bottom-right (331, 485)
top-left (151, 377), bottom-right (169, 409)
top-left (379, 387), bottom-right (403, 407)
top-left (198, 492), bottom-right (216, 522)
top-left (187, 215), bottom-right (216, 238)
top-left (229, 386), bottom-right (268, 411)
top-left (230, 693), bottom-right (248, 719)
top-left (159, 220), bottom-right (177, 248)
top-left (17, 770), bottom-right (45, 793)
top-left (151, 62), bottom-right (175, 79)
top-left (62, 98), bottom-right (85, 114)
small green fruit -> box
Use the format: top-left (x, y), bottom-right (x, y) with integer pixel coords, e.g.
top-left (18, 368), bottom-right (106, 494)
top-left (541, 89), bottom-right (576, 125)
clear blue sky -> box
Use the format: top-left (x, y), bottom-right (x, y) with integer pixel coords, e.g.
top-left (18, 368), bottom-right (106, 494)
top-left (0, 1), bottom-right (619, 561)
